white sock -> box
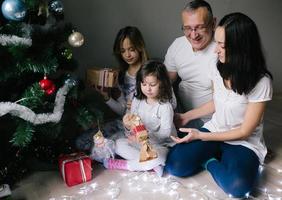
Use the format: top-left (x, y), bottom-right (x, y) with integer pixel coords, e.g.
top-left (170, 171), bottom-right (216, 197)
top-left (153, 165), bottom-right (164, 177)
top-left (0, 184), bottom-right (11, 198)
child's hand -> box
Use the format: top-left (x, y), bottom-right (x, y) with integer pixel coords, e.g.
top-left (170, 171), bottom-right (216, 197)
top-left (126, 100), bottom-right (132, 111)
top-left (123, 113), bottom-right (134, 130)
top-left (94, 85), bottom-right (111, 101)
top-left (127, 134), bottom-right (137, 144)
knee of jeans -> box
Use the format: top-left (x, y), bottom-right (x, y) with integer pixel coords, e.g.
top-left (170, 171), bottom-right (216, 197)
top-left (165, 159), bottom-right (199, 177)
top-left (222, 178), bottom-right (254, 198)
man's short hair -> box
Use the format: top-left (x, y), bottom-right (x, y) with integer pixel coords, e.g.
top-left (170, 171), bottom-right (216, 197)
top-left (183, 0), bottom-right (213, 23)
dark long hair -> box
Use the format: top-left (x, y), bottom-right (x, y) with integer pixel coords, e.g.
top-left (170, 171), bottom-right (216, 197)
top-left (113, 26), bottom-right (148, 86)
top-left (217, 12), bottom-right (272, 95)
top-left (135, 60), bottom-right (172, 103)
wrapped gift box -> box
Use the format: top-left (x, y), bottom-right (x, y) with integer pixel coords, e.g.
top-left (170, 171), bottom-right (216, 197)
top-left (59, 152), bottom-right (92, 187)
top-left (129, 116), bottom-right (158, 162)
top-left (87, 68), bottom-right (119, 88)
top-left (132, 124), bottom-right (148, 142)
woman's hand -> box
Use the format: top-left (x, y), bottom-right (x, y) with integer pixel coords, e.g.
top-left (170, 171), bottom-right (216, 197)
top-left (174, 113), bottom-right (190, 128)
top-left (171, 128), bottom-right (200, 143)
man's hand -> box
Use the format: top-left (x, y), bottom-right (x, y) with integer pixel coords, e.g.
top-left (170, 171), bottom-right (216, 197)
top-left (174, 113), bottom-right (190, 128)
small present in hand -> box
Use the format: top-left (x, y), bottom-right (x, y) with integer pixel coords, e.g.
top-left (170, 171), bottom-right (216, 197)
top-left (128, 114), bottom-right (158, 162)
top-left (86, 68), bottom-right (119, 88)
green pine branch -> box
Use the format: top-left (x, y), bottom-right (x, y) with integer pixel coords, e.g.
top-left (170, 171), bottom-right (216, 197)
top-left (36, 122), bottom-right (62, 140)
top-left (24, 0), bottom-right (41, 10)
top-left (10, 122), bottom-right (35, 147)
top-left (0, 22), bottom-right (24, 35)
top-left (76, 106), bottom-right (97, 130)
top-left (19, 83), bottom-right (45, 109)
top-left (8, 45), bottom-right (29, 60)
top-left (0, 47), bottom-right (58, 82)
top-left (16, 57), bottom-right (58, 75)
top-left (0, 70), bottom-right (14, 82)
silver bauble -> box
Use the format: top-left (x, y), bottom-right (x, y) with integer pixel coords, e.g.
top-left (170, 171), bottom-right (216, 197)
top-left (68, 32), bottom-right (85, 47)
top-left (49, 0), bottom-right (63, 14)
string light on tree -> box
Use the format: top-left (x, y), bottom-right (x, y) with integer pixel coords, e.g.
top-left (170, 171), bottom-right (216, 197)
top-left (61, 47), bottom-right (73, 60)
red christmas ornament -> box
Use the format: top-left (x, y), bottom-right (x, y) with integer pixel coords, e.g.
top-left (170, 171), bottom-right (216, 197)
top-left (39, 76), bottom-right (56, 95)
top-left (46, 84), bottom-right (56, 95)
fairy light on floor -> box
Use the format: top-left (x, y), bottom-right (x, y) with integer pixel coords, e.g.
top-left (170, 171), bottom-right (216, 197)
top-left (48, 162), bottom-right (282, 200)
top-left (90, 182), bottom-right (98, 190)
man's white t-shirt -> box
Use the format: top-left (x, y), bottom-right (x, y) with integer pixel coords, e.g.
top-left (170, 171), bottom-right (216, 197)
top-left (164, 36), bottom-right (217, 122)
top-left (204, 65), bottom-right (273, 164)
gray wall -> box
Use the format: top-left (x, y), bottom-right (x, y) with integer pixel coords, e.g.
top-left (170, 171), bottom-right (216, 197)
top-left (63, 0), bottom-right (282, 94)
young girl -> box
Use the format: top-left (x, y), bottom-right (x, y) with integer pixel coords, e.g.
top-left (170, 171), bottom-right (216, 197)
top-left (103, 60), bottom-right (177, 176)
top-left (76, 26), bottom-right (148, 155)
top-left (97, 26), bottom-right (148, 115)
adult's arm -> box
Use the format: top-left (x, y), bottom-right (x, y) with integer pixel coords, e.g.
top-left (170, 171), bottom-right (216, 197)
top-left (173, 101), bottom-right (266, 143)
top-left (168, 71), bottom-right (178, 83)
top-left (174, 100), bottom-right (215, 127)
top-left (106, 95), bottom-right (126, 116)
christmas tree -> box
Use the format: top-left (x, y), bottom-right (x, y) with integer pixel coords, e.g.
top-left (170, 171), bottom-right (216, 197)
top-left (0, 0), bottom-right (102, 185)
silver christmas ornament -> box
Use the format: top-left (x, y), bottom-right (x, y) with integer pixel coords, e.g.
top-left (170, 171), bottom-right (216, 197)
top-left (68, 31), bottom-right (85, 47)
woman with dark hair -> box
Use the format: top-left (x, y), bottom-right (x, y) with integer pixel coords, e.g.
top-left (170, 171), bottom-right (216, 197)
top-left (165, 12), bottom-right (273, 198)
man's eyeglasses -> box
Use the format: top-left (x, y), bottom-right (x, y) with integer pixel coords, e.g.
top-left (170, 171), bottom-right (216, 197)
top-left (181, 24), bottom-right (209, 35)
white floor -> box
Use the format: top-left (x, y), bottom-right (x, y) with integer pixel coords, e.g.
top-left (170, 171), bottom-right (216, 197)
top-left (11, 95), bottom-right (282, 200)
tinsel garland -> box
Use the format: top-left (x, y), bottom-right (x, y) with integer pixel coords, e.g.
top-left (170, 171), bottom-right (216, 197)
top-left (0, 34), bottom-right (32, 46)
top-left (0, 82), bottom-right (73, 125)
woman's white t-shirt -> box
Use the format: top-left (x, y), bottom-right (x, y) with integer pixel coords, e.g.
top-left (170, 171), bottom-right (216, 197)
top-left (204, 65), bottom-right (273, 164)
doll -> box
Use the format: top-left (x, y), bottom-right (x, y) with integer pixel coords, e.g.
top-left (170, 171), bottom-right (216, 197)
top-left (90, 129), bottom-right (115, 163)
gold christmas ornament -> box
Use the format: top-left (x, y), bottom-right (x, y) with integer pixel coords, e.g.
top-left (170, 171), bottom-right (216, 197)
top-left (93, 130), bottom-right (105, 147)
top-left (68, 31), bottom-right (84, 47)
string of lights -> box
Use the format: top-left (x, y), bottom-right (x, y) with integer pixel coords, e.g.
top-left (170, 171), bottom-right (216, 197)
top-left (48, 163), bottom-right (282, 200)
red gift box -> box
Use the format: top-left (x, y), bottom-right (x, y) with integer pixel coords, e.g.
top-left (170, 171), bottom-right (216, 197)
top-left (59, 152), bottom-right (92, 187)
